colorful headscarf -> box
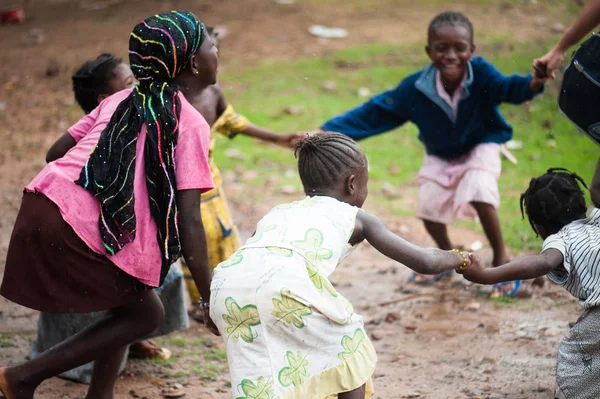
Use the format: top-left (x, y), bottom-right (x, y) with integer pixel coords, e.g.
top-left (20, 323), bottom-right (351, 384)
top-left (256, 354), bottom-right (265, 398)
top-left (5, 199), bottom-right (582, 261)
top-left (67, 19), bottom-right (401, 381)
top-left (75, 11), bottom-right (206, 284)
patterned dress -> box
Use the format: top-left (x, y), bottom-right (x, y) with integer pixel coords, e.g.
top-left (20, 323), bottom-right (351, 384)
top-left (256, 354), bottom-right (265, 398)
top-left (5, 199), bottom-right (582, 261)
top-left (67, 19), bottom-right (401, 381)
top-left (210, 196), bottom-right (377, 399)
top-left (183, 105), bottom-right (248, 302)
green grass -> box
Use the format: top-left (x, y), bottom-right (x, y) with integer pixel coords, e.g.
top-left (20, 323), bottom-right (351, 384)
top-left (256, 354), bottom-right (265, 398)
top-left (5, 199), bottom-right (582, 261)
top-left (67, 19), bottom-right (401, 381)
top-left (212, 34), bottom-right (595, 253)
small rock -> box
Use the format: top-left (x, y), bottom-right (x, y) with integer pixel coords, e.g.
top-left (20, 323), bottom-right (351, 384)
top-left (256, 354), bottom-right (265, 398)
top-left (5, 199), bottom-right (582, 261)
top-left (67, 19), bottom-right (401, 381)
top-left (46, 61), bottom-right (61, 78)
top-left (404, 325), bottom-right (418, 333)
top-left (466, 302), bottom-right (481, 312)
top-left (543, 328), bottom-right (559, 337)
top-left (280, 185), bottom-right (298, 194)
top-left (385, 312), bottom-right (401, 323)
top-left (367, 318), bottom-right (382, 326)
top-left (308, 25), bottom-right (348, 39)
top-left (542, 119), bottom-right (552, 129)
top-left (0, 102), bottom-right (6, 112)
top-left (470, 240), bottom-right (483, 251)
top-left (357, 87), bottom-right (371, 98)
top-left (370, 331), bottom-right (384, 341)
top-left (531, 153), bottom-right (542, 162)
top-left (551, 23), bottom-right (566, 34)
top-left (533, 16), bottom-right (546, 26)
top-left (547, 139), bottom-right (557, 148)
top-left (505, 140), bottom-right (523, 150)
top-left (537, 386), bottom-right (549, 392)
top-left (399, 224), bottom-right (409, 235)
top-left (129, 390), bottom-right (140, 398)
top-left (321, 80), bottom-right (337, 93)
top-left (224, 148), bottom-right (247, 161)
top-left (381, 182), bottom-right (401, 199)
top-left (241, 170), bottom-right (259, 181)
top-left (283, 105), bottom-right (303, 115)
top-left (22, 28), bottom-right (45, 46)
top-left (392, 353), bottom-right (406, 362)
top-left (276, 0), bottom-right (295, 3)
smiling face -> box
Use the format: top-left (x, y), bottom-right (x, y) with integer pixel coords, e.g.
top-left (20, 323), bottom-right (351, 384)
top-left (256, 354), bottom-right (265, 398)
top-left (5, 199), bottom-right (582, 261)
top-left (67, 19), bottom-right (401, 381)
top-left (426, 24), bottom-right (474, 85)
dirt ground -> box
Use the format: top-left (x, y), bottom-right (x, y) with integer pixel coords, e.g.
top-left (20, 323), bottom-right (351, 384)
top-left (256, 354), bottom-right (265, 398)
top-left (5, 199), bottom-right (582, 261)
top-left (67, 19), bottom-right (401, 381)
top-left (0, 0), bottom-right (583, 398)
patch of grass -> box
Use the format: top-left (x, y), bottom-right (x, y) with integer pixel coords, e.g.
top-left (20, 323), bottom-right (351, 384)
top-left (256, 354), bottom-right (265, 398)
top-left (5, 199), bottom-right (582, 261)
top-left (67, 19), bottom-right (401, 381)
top-left (0, 334), bottom-right (16, 348)
top-left (205, 347), bottom-right (227, 363)
top-left (146, 355), bottom-right (178, 365)
top-left (214, 33), bottom-right (595, 253)
top-left (192, 364), bottom-right (223, 381)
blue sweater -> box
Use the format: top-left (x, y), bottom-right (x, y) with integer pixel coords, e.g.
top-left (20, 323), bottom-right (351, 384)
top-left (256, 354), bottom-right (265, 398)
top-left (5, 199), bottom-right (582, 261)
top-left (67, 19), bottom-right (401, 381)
top-left (321, 57), bottom-right (542, 160)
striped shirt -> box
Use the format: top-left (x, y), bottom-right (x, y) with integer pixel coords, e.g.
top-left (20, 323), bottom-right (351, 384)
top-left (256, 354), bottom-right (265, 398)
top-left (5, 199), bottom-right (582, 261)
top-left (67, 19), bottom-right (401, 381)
top-left (543, 208), bottom-right (600, 308)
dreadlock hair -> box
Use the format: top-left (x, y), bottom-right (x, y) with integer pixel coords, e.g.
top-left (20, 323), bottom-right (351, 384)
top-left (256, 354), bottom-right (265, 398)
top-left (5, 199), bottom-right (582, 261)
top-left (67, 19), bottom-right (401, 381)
top-left (294, 132), bottom-right (367, 192)
top-left (520, 168), bottom-right (589, 237)
top-left (427, 11), bottom-right (474, 43)
top-left (72, 53), bottom-right (123, 114)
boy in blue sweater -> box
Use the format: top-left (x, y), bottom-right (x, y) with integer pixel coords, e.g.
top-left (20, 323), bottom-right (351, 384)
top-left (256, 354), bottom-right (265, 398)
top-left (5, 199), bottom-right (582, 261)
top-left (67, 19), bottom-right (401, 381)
top-left (322, 11), bottom-right (547, 291)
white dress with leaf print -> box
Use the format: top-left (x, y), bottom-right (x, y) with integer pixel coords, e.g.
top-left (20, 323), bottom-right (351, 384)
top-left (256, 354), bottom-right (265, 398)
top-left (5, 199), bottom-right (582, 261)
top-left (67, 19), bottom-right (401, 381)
top-left (210, 196), bottom-right (377, 399)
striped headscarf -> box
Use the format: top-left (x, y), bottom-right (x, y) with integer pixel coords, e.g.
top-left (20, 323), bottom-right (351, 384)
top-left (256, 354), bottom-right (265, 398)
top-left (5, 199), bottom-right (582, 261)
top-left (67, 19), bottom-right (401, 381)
top-left (75, 11), bottom-right (206, 284)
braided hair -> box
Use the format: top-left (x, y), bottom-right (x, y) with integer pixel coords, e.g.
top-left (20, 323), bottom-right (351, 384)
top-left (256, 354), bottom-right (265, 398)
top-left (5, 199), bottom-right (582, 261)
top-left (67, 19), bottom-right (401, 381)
top-left (520, 168), bottom-right (588, 237)
top-left (75, 11), bottom-right (206, 285)
top-left (294, 132), bottom-right (367, 192)
top-left (72, 53), bottom-right (123, 114)
top-left (428, 11), bottom-right (474, 43)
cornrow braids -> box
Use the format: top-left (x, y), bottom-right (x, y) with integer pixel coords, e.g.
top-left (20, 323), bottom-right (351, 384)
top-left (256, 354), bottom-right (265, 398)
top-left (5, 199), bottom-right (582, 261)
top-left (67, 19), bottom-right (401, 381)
top-left (520, 168), bottom-right (589, 237)
top-left (294, 132), bottom-right (367, 191)
top-left (428, 11), bottom-right (474, 43)
top-left (72, 53), bottom-right (123, 114)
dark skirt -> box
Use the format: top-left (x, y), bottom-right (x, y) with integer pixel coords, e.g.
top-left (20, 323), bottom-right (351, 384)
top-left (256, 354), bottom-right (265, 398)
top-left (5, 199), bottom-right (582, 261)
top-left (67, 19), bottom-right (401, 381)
top-left (1, 192), bottom-right (148, 313)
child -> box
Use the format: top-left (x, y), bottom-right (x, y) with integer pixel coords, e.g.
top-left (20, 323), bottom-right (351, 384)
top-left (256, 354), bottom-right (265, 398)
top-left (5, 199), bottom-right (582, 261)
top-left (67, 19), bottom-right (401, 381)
top-left (460, 168), bottom-right (599, 398)
top-left (182, 27), bottom-right (302, 320)
top-left (32, 53), bottom-right (189, 384)
top-left (321, 11), bottom-right (548, 292)
top-left (210, 132), bottom-right (473, 399)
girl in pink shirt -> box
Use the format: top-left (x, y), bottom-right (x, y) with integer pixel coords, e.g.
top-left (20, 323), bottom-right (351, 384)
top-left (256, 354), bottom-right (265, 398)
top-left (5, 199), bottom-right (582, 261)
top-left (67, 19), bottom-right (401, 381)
top-left (0, 11), bottom-right (219, 398)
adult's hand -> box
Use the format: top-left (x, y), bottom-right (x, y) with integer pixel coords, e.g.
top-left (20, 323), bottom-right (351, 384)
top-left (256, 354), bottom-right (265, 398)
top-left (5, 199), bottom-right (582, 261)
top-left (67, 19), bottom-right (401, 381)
top-left (532, 47), bottom-right (565, 79)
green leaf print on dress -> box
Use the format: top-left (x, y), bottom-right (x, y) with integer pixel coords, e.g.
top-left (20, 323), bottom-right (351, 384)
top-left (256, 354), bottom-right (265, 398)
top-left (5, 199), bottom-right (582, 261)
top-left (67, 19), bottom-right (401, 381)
top-left (245, 224), bottom-right (277, 245)
top-left (223, 297), bottom-right (261, 343)
top-left (305, 261), bottom-right (338, 297)
top-left (338, 328), bottom-right (367, 362)
top-left (291, 228), bottom-right (333, 265)
top-left (235, 377), bottom-right (274, 399)
top-left (272, 289), bottom-right (313, 328)
top-left (219, 252), bottom-right (243, 268)
top-left (267, 247), bottom-right (293, 257)
top-left (278, 351), bottom-right (309, 387)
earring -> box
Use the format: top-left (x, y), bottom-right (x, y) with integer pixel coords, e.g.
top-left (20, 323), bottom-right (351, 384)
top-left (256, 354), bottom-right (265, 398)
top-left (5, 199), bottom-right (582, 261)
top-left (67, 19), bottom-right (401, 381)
top-left (193, 70), bottom-right (199, 75)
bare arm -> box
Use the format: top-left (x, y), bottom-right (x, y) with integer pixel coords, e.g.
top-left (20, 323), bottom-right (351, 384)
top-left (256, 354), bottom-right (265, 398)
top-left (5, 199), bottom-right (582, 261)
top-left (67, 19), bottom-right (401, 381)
top-left (533, 0), bottom-right (600, 78)
top-left (462, 249), bottom-right (563, 284)
top-left (176, 189), bottom-right (212, 302)
top-left (353, 211), bottom-right (466, 275)
top-left (46, 133), bottom-right (76, 163)
top-left (591, 156), bottom-right (600, 208)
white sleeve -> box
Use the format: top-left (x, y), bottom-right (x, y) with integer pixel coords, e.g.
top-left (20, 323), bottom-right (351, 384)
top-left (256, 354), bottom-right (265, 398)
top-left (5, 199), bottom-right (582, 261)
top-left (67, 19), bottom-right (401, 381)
top-left (542, 233), bottom-right (569, 285)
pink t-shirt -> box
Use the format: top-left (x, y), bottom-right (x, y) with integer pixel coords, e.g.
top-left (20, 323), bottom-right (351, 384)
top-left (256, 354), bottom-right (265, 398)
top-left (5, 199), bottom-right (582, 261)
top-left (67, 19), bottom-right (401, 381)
top-left (26, 89), bottom-right (214, 287)
top-left (435, 70), bottom-right (465, 116)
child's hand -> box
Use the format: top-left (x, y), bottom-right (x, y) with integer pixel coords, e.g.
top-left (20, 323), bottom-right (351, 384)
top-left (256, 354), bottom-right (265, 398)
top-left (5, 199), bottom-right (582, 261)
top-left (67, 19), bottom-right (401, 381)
top-left (277, 133), bottom-right (305, 149)
top-left (529, 71), bottom-right (549, 93)
top-left (460, 253), bottom-right (486, 283)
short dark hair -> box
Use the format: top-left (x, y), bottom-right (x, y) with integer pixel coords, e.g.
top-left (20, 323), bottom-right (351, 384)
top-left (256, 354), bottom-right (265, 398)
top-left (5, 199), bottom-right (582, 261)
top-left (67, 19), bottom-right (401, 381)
top-left (520, 168), bottom-right (588, 236)
top-left (72, 53), bottom-right (123, 114)
top-left (294, 132), bottom-right (366, 191)
top-left (428, 11), bottom-right (474, 43)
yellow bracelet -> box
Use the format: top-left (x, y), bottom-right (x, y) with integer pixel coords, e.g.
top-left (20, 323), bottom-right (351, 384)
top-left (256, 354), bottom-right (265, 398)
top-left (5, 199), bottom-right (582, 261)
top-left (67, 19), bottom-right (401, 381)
top-left (453, 248), bottom-right (468, 272)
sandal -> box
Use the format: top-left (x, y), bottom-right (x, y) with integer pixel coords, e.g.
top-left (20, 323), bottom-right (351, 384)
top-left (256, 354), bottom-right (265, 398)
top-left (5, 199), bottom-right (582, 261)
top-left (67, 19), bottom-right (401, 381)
top-left (188, 307), bottom-right (205, 323)
top-left (491, 280), bottom-right (521, 298)
top-left (129, 340), bottom-right (172, 360)
top-left (408, 270), bottom-right (453, 286)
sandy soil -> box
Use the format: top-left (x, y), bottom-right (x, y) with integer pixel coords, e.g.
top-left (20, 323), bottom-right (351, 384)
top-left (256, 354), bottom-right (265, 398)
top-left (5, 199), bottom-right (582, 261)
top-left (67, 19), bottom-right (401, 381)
top-left (0, 0), bottom-right (581, 398)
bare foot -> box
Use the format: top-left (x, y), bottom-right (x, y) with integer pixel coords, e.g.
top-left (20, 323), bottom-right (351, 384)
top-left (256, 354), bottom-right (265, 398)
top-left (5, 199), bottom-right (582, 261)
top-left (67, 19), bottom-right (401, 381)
top-left (128, 340), bottom-right (171, 360)
top-left (0, 368), bottom-right (35, 399)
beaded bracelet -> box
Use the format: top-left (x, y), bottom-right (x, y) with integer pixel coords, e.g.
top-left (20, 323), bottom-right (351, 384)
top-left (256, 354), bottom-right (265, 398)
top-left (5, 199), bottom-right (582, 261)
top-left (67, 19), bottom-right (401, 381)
top-left (453, 248), bottom-right (469, 272)
top-left (197, 300), bottom-right (210, 311)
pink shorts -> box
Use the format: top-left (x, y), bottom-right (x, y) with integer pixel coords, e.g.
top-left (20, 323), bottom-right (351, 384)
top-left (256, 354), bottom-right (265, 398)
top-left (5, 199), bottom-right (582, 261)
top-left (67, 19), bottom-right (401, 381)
top-left (416, 143), bottom-right (502, 224)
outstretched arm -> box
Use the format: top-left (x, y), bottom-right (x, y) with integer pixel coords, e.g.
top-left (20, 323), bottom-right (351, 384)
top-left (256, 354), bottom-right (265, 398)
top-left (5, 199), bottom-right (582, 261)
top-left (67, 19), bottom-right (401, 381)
top-left (533, 0), bottom-right (600, 78)
top-left (353, 211), bottom-right (467, 275)
top-left (461, 249), bottom-right (563, 284)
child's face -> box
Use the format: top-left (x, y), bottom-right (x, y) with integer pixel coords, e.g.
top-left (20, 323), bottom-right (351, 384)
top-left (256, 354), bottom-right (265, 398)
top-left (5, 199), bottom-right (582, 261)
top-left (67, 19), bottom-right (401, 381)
top-left (426, 24), bottom-right (474, 84)
top-left (108, 63), bottom-right (136, 93)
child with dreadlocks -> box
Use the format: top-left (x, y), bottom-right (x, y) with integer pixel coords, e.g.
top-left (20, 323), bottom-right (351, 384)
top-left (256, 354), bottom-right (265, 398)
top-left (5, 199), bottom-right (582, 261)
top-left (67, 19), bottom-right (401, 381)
top-left (460, 168), bottom-right (600, 398)
top-left (30, 53), bottom-right (190, 385)
top-left (182, 27), bottom-right (302, 321)
top-left (321, 11), bottom-right (548, 293)
top-left (210, 131), bottom-right (473, 399)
